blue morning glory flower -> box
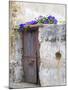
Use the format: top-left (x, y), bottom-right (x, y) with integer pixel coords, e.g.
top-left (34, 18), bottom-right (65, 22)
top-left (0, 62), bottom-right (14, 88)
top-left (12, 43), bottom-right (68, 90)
top-left (54, 19), bottom-right (58, 24)
top-left (48, 16), bottom-right (53, 20)
top-left (52, 16), bottom-right (55, 20)
top-left (19, 23), bottom-right (27, 31)
top-left (47, 15), bottom-right (58, 24)
top-left (26, 20), bottom-right (38, 25)
top-left (19, 23), bottom-right (26, 28)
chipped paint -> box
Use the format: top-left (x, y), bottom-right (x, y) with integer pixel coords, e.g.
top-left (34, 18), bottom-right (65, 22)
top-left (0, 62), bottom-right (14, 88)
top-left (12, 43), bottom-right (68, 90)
top-left (9, 1), bottom-right (24, 83)
top-left (9, 2), bottom-right (66, 86)
top-left (38, 24), bottom-right (66, 86)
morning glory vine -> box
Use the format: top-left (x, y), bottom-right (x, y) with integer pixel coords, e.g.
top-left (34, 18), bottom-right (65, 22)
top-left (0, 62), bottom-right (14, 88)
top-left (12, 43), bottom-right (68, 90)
top-left (19, 15), bottom-right (58, 32)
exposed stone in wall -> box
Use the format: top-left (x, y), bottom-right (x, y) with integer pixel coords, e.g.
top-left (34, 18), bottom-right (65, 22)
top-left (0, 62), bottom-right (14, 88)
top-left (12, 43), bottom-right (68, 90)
top-left (9, 1), bottom-right (24, 83)
top-left (38, 24), bottom-right (66, 86)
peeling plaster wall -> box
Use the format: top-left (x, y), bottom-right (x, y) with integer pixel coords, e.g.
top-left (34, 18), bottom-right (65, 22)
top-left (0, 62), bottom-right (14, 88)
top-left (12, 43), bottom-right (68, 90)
top-left (38, 24), bottom-right (66, 86)
top-left (9, 1), bottom-right (66, 85)
top-left (9, 31), bottom-right (24, 83)
top-left (14, 32), bottom-right (24, 82)
top-left (9, 2), bottom-right (24, 83)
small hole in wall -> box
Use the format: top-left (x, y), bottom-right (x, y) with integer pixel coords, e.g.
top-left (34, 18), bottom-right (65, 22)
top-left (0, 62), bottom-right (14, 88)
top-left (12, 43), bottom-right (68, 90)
top-left (55, 51), bottom-right (61, 60)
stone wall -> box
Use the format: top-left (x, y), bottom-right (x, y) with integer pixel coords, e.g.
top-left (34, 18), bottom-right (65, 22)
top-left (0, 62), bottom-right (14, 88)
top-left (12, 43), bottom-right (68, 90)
top-left (38, 24), bottom-right (66, 86)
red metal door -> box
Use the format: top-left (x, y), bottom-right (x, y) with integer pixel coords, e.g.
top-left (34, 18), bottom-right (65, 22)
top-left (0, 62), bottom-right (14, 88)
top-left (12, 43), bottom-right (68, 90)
top-left (23, 30), bottom-right (39, 84)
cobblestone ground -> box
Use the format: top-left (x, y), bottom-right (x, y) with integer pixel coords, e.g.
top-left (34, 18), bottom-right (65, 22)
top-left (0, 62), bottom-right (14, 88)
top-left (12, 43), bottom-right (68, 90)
top-left (9, 82), bottom-right (40, 89)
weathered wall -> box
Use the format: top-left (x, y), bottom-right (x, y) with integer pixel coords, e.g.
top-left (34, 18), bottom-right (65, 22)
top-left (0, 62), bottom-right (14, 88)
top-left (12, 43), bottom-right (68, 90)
top-left (9, 31), bottom-right (24, 82)
top-left (38, 24), bottom-right (66, 86)
top-left (9, 2), bottom-right (24, 83)
top-left (9, 1), bottom-right (66, 85)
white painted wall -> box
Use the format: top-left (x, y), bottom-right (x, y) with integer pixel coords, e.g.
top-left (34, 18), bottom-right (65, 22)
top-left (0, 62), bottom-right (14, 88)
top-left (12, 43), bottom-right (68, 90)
top-left (15, 2), bottom-right (65, 24)
top-left (38, 24), bottom-right (66, 86)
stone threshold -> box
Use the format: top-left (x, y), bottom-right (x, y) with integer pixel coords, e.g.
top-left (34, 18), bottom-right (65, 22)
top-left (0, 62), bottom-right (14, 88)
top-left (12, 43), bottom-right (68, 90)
top-left (9, 82), bottom-right (40, 89)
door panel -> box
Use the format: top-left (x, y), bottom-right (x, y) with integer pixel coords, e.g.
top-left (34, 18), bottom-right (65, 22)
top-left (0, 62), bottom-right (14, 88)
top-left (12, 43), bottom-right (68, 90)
top-left (23, 31), bottom-right (39, 83)
top-left (24, 58), bottom-right (37, 83)
top-left (24, 32), bottom-right (36, 57)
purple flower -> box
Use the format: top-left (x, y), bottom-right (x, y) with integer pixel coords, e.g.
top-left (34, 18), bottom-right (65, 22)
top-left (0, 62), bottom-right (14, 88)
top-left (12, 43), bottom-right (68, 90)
top-left (54, 19), bottom-right (58, 24)
top-left (52, 16), bottom-right (55, 19)
top-left (18, 15), bottom-right (58, 32)
top-left (19, 23), bottom-right (26, 28)
top-left (47, 15), bottom-right (58, 24)
top-left (19, 23), bottom-right (27, 31)
top-left (26, 20), bottom-right (38, 25)
top-left (48, 16), bottom-right (53, 20)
